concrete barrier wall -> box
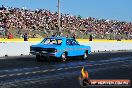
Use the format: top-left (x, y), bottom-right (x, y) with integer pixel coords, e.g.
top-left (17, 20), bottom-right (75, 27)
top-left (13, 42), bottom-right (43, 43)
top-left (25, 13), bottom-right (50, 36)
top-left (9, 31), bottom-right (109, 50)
top-left (81, 42), bottom-right (132, 52)
top-left (0, 42), bottom-right (132, 57)
top-left (0, 42), bottom-right (37, 57)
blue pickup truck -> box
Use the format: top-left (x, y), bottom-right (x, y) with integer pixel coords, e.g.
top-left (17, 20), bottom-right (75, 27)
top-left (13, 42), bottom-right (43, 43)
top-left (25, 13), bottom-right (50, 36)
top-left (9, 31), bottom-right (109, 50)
top-left (30, 37), bottom-right (91, 62)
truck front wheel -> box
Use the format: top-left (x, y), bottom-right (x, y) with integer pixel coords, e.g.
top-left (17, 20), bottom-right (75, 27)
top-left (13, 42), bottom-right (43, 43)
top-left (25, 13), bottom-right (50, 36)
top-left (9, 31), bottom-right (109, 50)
top-left (61, 52), bottom-right (67, 62)
top-left (82, 50), bottom-right (88, 60)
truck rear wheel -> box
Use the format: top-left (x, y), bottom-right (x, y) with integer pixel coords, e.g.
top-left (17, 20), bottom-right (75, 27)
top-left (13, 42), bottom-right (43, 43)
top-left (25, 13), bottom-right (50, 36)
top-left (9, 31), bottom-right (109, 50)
top-left (36, 55), bottom-right (41, 62)
top-left (36, 55), bottom-right (47, 62)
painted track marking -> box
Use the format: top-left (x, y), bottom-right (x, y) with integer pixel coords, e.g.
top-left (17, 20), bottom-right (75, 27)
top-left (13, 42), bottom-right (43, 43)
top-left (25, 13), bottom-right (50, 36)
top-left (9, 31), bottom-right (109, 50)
top-left (0, 59), bottom-right (132, 78)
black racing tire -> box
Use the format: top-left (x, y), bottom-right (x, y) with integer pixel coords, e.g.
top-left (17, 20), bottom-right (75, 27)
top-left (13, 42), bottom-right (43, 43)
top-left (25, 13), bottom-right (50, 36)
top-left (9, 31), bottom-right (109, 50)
top-left (36, 55), bottom-right (41, 62)
top-left (36, 55), bottom-right (47, 62)
top-left (61, 52), bottom-right (67, 62)
top-left (41, 56), bottom-right (47, 62)
top-left (82, 50), bottom-right (89, 60)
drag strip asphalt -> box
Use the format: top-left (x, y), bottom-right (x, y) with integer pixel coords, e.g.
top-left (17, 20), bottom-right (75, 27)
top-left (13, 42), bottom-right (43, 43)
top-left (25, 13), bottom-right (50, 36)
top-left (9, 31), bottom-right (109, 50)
top-left (0, 56), bottom-right (132, 76)
top-left (0, 51), bottom-right (132, 88)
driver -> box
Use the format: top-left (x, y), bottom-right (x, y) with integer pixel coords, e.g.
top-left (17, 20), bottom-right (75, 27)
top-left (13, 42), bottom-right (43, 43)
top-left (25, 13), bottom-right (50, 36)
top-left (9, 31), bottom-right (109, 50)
top-left (49, 40), bottom-right (55, 44)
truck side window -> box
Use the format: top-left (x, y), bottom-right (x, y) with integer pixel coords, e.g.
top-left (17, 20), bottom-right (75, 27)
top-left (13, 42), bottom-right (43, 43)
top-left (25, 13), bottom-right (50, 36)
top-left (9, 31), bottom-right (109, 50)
top-left (71, 39), bottom-right (79, 45)
top-left (66, 39), bottom-right (72, 45)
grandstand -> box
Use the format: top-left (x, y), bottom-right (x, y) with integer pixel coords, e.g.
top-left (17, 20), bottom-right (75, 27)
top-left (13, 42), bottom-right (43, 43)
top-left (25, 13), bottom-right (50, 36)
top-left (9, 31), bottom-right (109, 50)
top-left (0, 6), bottom-right (132, 39)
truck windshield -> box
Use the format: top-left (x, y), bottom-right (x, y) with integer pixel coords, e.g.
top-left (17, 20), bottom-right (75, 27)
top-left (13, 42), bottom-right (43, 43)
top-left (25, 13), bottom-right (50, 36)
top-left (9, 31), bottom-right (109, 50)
top-left (41, 38), bottom-right (62, 45)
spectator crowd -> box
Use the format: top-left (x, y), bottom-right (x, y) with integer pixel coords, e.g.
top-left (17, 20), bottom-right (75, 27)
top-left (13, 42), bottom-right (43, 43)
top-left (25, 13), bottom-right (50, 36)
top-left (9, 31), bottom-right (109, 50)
top-left (0, 6), bottom-right (132, 39)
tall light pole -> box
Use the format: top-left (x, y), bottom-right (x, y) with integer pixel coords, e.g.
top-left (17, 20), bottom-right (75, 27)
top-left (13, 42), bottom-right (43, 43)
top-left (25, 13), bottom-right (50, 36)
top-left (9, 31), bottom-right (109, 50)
top-left (58, 0), bottom-right (60, 35)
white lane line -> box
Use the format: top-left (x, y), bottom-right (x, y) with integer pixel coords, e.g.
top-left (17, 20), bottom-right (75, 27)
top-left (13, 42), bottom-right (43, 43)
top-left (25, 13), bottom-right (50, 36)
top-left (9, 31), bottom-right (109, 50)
top-left (35, 71), bottom-right (41, 73)
top-left (121, 65), bottom-right (131, 67)
top-left (64, 68), bottom-right (68, 70)
top-left (89, 59), bottom-right (132, 67)
top-left (50, 69), bottom-right (55, 71)
top-left (31, 71), bottom-right (41, 74)
top-left (0, 75), bottom-right (7, 78)
top-left (30, 81), bottom-right (37, 84)
top-left (42, 70), bottom-right (49, 73)
top-left (60, 59), bottom-right (132, 71)
top-left (24, 72), bottom-right (31, 75)
top-left (0, 67), bottom-right (41, 73)
top-left (72, 66), bottom-right (83, 69)
top-left (16, 73), bottom-right (23, 76)
top-left (0, 70), bottom-right (49, 78)
top-left (32, 71), bottom-right (37, 74)
top-left (24, 82), bottom-right (29, 85)
top-left (57, 68), bottom-right (63, 70)
top-left (0, 59), bottom-right (132, 78)
top-left (9, 74), bottom-right (15, 77)
top-left (4, 70), bottom-right (10, 72)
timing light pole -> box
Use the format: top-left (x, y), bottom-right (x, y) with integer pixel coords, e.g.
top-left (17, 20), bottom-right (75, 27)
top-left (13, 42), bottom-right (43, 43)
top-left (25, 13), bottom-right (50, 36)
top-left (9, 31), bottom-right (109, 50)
top-left (58, 0), bottom-right (60, 35)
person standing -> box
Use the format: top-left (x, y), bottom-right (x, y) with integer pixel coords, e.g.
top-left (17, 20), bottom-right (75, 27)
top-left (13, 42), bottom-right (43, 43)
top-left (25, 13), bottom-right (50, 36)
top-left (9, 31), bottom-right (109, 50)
top-left (89, 35), bottom-right (92, 41)
top-left (23, 33), bottom-right (28, 41)
top-left (7, 32), bottom-right (13, 39)
top-left (73, 33), bottom-right (76, 39)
